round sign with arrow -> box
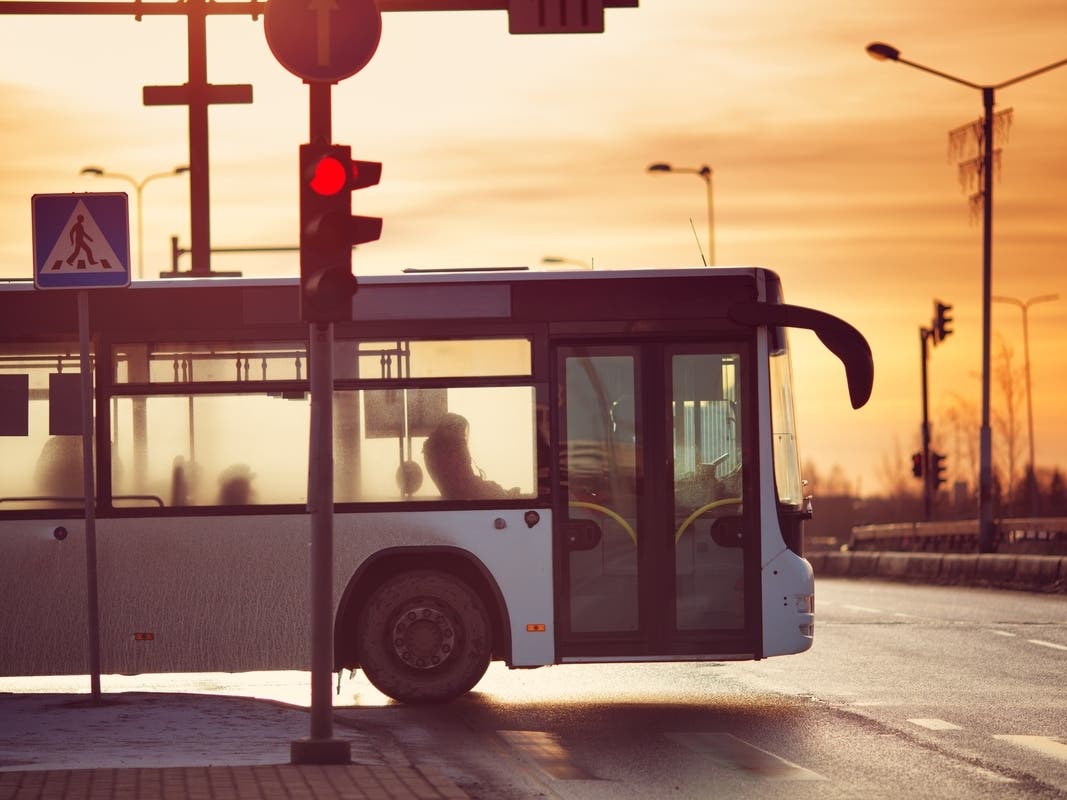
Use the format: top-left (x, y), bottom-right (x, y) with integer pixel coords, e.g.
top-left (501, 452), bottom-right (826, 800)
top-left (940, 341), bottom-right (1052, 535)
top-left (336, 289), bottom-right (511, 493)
top-left (265, 0), bottom-right (382, 84)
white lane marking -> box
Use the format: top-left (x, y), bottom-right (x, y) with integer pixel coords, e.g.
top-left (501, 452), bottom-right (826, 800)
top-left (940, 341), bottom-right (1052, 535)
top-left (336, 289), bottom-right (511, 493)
top-left (667, 732), bottom-right (826, 781)
top-left (842, 604), bottom-right (883, 614)
top-left (893, 612), bottom-right (916, 618)
top-left (995, 735), bottom-right (1067, 764)
top-left (1028, 639), bottom-right (1067, 651)
top-left (908, 718), bottom-right (962, 731)
top-left (988, 629), bottom-right (1016, 637)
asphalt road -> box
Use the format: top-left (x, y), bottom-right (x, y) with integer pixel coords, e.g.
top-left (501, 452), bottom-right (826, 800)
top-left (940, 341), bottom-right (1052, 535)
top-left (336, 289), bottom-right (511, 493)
top-left (335, 578), bottom-right (1067, 800)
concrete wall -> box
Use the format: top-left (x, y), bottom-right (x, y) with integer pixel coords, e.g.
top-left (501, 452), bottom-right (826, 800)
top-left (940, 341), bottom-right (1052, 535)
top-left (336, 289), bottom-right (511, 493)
top-left (808, 551), bottom-right (1067, 593)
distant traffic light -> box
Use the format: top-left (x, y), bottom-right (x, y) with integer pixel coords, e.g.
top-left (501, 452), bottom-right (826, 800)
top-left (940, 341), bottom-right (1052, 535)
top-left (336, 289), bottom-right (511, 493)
top-left (299, 143), bottom-right (382, 323)
top-left (929, 451), bottom-right (947, 490)
top-left (933, 300), bottom-right (953, 344)
top-left (911, 452), bottom-right (923, 479)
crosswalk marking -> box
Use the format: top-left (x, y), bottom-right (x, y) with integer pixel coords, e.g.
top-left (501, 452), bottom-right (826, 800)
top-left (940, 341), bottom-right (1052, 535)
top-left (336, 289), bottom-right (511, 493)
top-left (1027, 639), bottom-right (1067, 651)
top-left (666, 732), bottom-right (825, 780)
top-left (995, 735), bottom-right (1067, 764)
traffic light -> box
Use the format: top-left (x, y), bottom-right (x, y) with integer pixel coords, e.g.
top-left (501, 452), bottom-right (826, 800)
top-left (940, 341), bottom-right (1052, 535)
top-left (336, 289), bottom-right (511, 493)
top-left (929, 451), bottom-right (947, 490)
top-left (508, 0), bottom-right (605, 33)
top-left (911, 452), bottom-right (923, 479)
top-left (299, 143), bottom-right (382, 323)
top-left (933, 300), bottom-right (953, 344)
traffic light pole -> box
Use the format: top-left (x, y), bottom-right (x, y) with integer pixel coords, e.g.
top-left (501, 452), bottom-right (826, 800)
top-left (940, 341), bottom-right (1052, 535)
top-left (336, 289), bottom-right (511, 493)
top-left (920, 326), bottom-right (933, 520)
top-left (290, 82), bottom-right (350, 767)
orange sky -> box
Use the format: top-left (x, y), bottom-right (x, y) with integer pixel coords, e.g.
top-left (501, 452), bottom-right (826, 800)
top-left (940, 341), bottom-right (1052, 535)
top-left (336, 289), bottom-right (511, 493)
top-left (2, 0), bottom-right (1066, 498)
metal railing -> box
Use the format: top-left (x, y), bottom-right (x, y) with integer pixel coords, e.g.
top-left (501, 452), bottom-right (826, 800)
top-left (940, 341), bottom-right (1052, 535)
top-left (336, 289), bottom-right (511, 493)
top-left (849, 517), bottom-right (1067, 554)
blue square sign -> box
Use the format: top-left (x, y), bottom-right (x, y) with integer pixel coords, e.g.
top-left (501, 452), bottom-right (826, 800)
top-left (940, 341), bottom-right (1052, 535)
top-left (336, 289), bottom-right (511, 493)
top-left (32, 193), bottom-right (131, 289)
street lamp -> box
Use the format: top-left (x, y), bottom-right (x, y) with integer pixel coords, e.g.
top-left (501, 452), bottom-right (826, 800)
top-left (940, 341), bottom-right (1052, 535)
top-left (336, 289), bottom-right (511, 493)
top-left (79, 165), bottom-right (190, 279)
top-left (647, 162), bottom-right (715, 266)
top-left (992, 293), bottom-right (1058, 513)
top-left (866, 42), bottom-right (1067, 551)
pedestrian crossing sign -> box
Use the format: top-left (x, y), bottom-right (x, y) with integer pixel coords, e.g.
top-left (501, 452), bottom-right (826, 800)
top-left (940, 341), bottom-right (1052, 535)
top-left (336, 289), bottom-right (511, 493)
top-left (32, 193), bottom-right (131, 289)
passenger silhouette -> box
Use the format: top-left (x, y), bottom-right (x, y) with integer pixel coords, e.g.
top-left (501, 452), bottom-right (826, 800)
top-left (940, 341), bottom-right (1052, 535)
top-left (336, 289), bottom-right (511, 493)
top-left (423, 413), bottom-right (515, 500)
top-left (217, 464), bottom-right (256, 505)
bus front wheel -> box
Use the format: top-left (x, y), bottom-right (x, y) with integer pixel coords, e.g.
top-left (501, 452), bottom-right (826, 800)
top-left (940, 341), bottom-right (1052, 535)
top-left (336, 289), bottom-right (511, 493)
top-left (356, 570), bottom-right (491, 704)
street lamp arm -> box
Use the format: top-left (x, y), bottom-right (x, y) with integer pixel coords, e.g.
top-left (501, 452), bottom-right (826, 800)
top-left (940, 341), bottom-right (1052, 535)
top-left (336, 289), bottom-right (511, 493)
top-left (894, 55), bottom-right (983, 90)
top-left (994, 293), bottom-right (1059, 310)
top-left (141, 167), bottom-right (189, 188)
top-left (866, 41), bottom-right (982, 89)
top-left (97, 171), bottom-right (139, 188)
top-left (995, 57), bottom-right (1067, 90)
top-left (1027, 293), bottom-right (1059, 307)
top-left (992, 295), bottom-right (1024, 310)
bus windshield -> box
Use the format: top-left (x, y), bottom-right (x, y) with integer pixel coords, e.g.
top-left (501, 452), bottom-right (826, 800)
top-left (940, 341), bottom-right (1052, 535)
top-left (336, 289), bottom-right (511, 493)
top-left (769, 329), bottom-right (804, 508)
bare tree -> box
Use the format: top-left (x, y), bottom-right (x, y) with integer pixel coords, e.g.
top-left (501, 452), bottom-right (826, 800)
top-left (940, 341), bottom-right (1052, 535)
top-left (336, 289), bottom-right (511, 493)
top-left (804, 459), bottom-right (858, 497)
top-left (993, 336), bottom-right (1026, 513)
top-left (876, 437), bottom-right (921, 501)
top-left (939, 392), bottom-right (979, 493)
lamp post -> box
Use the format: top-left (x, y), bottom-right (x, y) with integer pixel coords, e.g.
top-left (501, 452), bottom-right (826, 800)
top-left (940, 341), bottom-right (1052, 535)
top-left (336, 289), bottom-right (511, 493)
top-left (647, 162), bottom-right (714, 265)
top-left (866, 42), bottom-right (1067, 551)
top-left (80, 165), bottom-right (190, 279)
top-left (992, 293), bottom-right (1058, 513)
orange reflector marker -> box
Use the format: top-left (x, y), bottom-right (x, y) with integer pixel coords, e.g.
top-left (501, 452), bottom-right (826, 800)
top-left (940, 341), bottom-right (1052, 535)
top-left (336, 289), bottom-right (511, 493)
top-left (526, 623), bottom-right (546, 632)
top-left (133, 632), bottom-right (155, 641)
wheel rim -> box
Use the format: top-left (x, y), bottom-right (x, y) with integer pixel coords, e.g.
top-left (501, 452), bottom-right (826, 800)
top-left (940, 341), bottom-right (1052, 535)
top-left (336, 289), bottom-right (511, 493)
top-left (389, 605), bottom-right (457, 670)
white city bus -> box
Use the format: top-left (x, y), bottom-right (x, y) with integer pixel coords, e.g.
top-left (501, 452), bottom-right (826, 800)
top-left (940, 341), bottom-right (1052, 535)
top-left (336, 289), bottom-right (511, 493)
top-left (0, 268), bottom-right (871, 703)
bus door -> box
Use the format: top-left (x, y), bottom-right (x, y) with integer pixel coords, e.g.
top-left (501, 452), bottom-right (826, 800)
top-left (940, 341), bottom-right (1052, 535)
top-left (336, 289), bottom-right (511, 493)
top-left (555, 343), bottom-right (757, 658)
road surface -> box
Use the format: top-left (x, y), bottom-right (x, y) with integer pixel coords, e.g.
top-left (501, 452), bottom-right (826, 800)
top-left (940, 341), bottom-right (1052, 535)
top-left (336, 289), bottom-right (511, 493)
top-left (335, 578), bottom-right (1067, 799)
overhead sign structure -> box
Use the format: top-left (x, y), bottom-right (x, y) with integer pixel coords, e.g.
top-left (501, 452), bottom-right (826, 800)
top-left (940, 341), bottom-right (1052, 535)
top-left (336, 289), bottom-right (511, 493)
top-left (32, 193), bottom-right (131, 289)
top-left (265, 0), bottom-right (382, 84)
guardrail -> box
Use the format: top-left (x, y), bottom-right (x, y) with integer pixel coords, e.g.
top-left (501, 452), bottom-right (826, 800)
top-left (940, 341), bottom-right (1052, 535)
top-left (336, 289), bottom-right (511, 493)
top-left (809, 551), bottom-right (1066, 593)
top-left (849, 517), bottom-right (1067, 555)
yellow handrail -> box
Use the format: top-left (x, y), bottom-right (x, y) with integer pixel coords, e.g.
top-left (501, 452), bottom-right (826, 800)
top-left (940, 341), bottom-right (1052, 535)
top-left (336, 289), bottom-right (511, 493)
top-left (675, 497), bottom-right (742, 542)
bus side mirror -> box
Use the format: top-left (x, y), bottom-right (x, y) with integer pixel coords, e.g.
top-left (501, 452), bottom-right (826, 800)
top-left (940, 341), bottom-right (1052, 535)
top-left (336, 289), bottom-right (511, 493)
top-left (729, 302), bottom-right (874, 409)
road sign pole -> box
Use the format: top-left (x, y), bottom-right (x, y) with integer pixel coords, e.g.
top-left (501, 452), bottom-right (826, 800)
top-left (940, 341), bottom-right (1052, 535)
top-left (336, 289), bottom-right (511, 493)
top-left (78, 290), bottom-right (103, 703)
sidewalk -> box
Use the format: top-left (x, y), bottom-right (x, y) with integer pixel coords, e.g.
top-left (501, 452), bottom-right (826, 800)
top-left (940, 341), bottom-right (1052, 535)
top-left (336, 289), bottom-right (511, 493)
top-left (0, 762), bottom-right (469, 799)
top-left (0, 691), bottom-right (470, 800)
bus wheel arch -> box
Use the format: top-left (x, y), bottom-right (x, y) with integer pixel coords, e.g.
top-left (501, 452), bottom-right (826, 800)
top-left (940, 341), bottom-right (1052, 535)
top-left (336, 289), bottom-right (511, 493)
top-left (334, 547), bottom-right (510, 697)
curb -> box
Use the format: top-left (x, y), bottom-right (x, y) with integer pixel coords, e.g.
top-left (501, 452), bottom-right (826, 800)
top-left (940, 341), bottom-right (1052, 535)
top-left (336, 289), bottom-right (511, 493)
top-left (810, 551), bottom-right (1066, 592)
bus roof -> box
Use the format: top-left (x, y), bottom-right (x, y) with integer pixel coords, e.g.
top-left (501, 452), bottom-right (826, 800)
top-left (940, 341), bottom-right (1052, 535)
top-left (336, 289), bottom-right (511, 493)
top-left (1, 265), bottom-right (770, 293)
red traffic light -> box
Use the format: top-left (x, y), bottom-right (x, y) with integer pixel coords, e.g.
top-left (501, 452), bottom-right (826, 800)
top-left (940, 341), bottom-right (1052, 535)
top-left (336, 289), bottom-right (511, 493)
top-left (309, 155), bottom-right (348, 196)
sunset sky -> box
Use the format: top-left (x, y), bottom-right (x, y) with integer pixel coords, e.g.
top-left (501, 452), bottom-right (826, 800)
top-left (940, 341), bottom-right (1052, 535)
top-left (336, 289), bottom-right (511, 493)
top-left (2, 0), bottom-right (1066, 498)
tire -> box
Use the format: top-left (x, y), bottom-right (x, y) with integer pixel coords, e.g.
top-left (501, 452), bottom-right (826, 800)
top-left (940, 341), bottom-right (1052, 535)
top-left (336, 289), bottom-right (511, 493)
top-left (356, 570), bottom-right (492, 704)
